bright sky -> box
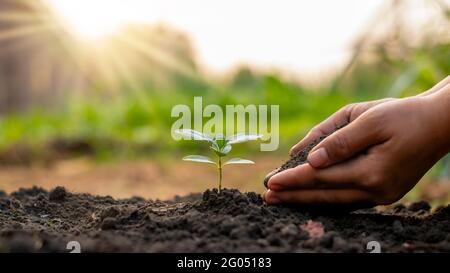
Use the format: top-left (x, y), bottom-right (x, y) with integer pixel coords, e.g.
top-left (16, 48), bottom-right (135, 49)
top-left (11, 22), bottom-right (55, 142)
top-left (47, 0), bottom-right (442, 75)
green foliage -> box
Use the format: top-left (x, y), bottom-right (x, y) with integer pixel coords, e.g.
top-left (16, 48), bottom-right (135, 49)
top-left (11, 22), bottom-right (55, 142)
top-left (0, 34), bottom-right (447, 182)
top-left (175, 129), bottom-right (261, 193)
top-left (0, 73), bottom-right (350, 158)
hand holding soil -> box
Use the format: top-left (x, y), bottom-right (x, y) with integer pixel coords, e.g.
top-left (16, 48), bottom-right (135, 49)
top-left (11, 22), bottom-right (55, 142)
top-left (265, 76), bottom-right (450, 207)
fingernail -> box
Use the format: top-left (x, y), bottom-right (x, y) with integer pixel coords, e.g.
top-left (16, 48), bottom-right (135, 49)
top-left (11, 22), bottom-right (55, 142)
top-left (265, 190), bottom-right (281, 204)
top-left (264, 168), bottom-right (280, 188)
top-left (289, 148), bottom-right (295, 156)
top-left (290, 147), bottom-right (300, 156)
top-left (308, 147), bottom-right (329, 167)
top-left (267, 177), bottom-right (282, 191)
top-left (268, 181), bottom-right (280, 191)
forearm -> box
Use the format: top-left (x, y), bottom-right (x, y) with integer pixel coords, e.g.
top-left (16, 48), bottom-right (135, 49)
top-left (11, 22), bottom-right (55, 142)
top-left (428, 83), bottom-right (450, 154)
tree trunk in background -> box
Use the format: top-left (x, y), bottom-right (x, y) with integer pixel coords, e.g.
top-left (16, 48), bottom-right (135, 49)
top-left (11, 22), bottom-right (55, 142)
top-left (0, 0), bottom-right (85, 115)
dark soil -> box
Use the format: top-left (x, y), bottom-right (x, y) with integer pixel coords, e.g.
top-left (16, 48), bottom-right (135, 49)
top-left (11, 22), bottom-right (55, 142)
top-left (264, 124), bottom-right (351, 188)
top-left (264, 136), bottom-right (326, 188)
top-left (0, 187), bottom-right (449, 252)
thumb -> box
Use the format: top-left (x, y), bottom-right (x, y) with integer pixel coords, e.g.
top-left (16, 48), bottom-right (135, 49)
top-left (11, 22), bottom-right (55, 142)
top-left (307, 117), bottom-right (383, 168)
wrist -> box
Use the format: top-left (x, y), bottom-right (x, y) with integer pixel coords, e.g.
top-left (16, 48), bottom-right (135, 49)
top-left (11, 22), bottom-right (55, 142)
top-left (427, 85), bottom-right (450, 153)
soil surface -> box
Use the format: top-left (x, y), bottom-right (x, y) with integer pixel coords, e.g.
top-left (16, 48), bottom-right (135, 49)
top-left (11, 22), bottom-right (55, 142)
top-left (0, 187), bottom-right (449, 252)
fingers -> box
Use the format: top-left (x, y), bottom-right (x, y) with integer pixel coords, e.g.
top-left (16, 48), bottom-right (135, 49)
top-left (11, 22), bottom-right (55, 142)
top-left (306, 116), bottom-right (385, 168)
top-left (267, 164), bottom-right (316, 191)
top-left (263, 188), bottom-right (373, 207)
top-left (289, 128), bottom-right (324, 156)
top-left (289, 106), bottom-right (353, 156)
top-left (290, 99), bottom-right (395, 156)
top-left (263, 168), bottom-right (280, 188)
top-left (267, 156), bottom-right (365, 191)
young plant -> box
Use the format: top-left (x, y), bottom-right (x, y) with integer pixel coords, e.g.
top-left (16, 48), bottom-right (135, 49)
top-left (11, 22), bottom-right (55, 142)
top-left (174, 129), bottom-right (262, 193)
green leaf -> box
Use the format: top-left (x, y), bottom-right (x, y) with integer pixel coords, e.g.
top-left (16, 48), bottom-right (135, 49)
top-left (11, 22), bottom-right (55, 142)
top-left (227, 134), bottom-right (263, 144)
top-left (224, 158), bottom-right (255, 165)
top-left (182, 155), bottom-right (216, 165)
top-left (222, 144), bottom-right (232, 154)
top-left (210, 141), bottom-right (219, 151)
top-left (214, 137), bottom-right (229, 149)
top-left (174, 129), bottom-right (213, 142)
top-left (211, 143), bottom-right (232, 157)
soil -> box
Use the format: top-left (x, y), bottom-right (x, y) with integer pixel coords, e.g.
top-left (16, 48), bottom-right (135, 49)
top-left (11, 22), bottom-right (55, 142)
top-left (263, 124), bottom-right (352, 188)
top-left (1, 186), bottom-right (449, 252)
top-left (270, 129), bottom-right (351, 190)
top-left (264, 135), bottom-right (326, 188)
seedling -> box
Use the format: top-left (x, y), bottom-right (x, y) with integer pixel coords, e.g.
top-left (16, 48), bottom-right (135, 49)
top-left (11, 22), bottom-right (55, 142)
top-left (174, 129), bottom-right (262, 193)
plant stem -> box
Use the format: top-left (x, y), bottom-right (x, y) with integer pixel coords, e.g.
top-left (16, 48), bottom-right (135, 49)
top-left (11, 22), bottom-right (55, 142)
top-left (217, 156), bottom-right (223, 194)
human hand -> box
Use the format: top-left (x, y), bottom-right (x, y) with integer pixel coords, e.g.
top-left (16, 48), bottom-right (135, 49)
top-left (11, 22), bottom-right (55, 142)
top-left (264, 81), bottom-right (450, 208)
top-left (289, 97), bottom-right (395, 156)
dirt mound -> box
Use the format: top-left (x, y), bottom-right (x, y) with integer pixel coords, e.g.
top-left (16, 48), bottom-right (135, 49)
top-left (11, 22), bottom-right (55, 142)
top-left (0, 187), bottom-right (449, 252)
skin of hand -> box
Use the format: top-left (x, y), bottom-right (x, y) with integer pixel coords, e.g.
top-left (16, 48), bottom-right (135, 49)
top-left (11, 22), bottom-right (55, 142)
top-left (264, 76), bottom-right (450, 208)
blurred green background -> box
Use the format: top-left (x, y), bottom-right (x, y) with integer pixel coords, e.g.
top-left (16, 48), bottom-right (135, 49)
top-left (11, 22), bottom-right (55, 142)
top-left (0, 0), bottom-right (449, 203)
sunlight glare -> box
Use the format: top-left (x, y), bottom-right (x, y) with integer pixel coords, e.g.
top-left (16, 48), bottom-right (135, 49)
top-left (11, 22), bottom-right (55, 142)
top-left (46, 0), bottom-right (136, 39)
top-left (44, 0), bottom-right (441, 76)
top-left (45, 0), bottom-right (385, 74)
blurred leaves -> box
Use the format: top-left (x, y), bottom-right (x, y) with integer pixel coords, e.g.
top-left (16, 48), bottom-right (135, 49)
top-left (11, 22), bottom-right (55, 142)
top-left (0, 0), bottom-right (448, 182)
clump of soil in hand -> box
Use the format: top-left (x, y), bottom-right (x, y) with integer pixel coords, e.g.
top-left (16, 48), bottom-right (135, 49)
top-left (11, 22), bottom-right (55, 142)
top-left (0, 187), bottom-right (449, 252)
top-left (264, 125), bottom-right (348, 188)
top-left (264, 137), bottom-right (324, 188)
